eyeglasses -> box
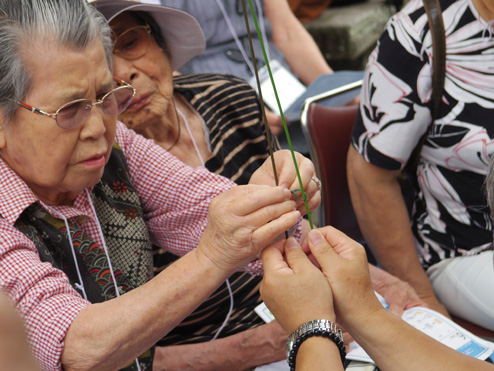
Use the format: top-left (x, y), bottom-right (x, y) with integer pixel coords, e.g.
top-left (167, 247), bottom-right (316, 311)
top-left (113, 24), bottom-right (152, 60)
top-left (17, 78), bottom-right (136, 130)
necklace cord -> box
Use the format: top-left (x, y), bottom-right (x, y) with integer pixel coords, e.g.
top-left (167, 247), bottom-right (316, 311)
top-left (166, 97), bottom-right (182, 152)
top-left (242, 0), bottom-right (314, 229)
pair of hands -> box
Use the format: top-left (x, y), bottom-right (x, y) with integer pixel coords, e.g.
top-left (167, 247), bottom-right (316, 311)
top-left (260, 227), bottom-right (388, 335)
top-left (198, 150), bottom-right (320, 275)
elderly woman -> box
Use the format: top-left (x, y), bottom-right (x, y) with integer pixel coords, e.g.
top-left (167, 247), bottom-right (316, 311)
top-left (90, 1), bottom-right (427, 370)
top-left (90, 2), bottom-right (306, 370)
top-left (0, 1), bottom-right (320, 370)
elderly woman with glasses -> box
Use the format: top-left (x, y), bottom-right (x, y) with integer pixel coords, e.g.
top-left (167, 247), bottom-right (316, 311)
top-left (90, 1), bottom-right (311, 369)
top-left (88, 1), bottom-right (427, 370)
top-left (0, 0), bottom-right (322, 370)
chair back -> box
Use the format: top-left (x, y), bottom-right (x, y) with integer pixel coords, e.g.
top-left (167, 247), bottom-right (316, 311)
top-left (301, 81), bottom-right (363, 241)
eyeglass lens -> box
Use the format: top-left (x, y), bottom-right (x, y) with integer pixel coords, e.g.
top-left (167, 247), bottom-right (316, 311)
top-left (115, 27), bottom-right (149, 59)
top-left (57, 86), bottom-right (134, 129)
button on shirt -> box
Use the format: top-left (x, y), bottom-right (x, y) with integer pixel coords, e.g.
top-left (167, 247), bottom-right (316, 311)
top-left (0, 122), bottom-right (266, 370)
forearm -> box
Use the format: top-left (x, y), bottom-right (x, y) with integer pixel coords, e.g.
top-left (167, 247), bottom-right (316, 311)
top-left (154, 321), bottom-right (287, 371)
top-left (347, 147), bottom-right (434, 297)
top-left (264, 0), bottom-right (332, 85)
top-left (62, 249), bottom-right (229, 371)
top-left (276, 36), bottom-right (332, 85)
top-left (347, 308), bottom-right (493, 371)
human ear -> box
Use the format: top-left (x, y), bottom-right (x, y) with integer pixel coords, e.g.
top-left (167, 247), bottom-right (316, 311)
top-left (0, 110), bottom-right (6, 149)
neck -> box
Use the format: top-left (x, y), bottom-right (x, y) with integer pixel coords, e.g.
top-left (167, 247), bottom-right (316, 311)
top-left (473, 0), bottom-right (494, 22)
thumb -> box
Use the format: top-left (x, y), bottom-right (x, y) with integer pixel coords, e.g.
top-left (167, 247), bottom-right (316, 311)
top-left (284, 237), bottom-right (312, 272)
top-left (388, 303), bottom-right (405, 318)
top-left (306, 229), bottom-right (340, 272)
top-left (261, 245), bottom-right (288, 276)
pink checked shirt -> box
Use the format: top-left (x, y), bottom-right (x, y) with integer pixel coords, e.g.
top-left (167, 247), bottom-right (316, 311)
top-left (0, 122), bottom-right (266, 370)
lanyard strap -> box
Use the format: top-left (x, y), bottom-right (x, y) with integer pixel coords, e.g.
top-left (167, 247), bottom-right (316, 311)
top-left (215, 0), bottom-right (270, 76)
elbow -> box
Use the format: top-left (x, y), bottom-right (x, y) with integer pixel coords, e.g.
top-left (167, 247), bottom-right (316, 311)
top-left (61, 322), bottom-right (125, 371)
top-left (346, 145), bottom-right (368, 192)
top-left (62, 344), bottom-right (110, 371)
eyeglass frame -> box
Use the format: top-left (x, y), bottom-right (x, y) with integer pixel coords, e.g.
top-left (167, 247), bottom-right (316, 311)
top-left (112, 23), bottom-right (153, 60)
top-left (16, 77), bottom-right (136, 130)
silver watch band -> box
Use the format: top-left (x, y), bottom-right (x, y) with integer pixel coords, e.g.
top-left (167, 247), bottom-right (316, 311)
top-left (286, 319), bottom-right (346, 370)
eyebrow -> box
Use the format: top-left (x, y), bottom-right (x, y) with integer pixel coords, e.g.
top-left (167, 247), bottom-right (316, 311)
top-left (111, 21), bottom-right (141, 38)
top-left (55, 79), bottom-right (115, 105)
top-left (98, 80), bottom-right (116, 95)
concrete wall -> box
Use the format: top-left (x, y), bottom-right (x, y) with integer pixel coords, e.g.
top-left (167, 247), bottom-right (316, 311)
top-left (305, 0), bottom-right (397, 70)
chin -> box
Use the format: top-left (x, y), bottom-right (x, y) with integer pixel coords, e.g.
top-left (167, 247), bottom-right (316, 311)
top-left (120, 112), bottom-right (154, 131)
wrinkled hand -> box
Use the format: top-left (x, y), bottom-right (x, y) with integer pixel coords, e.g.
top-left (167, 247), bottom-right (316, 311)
top-left (301, 227), bottom-right (383, 330)
top-left (417, 293), bottom-right (451, 318)
top-left (152, 321), bottom-right (287, 371)
top-left (369, 264), bottom-right (426, 317)
top-left (249, 150), bottom-right (320, 214)
top-left (198, 185), bottom-right (300, 275)
top-left (260, 237), bottom-right (335, 334)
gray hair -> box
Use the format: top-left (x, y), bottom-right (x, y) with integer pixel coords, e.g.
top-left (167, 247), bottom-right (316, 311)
top-left (0, 0), bottom-right (113, 124)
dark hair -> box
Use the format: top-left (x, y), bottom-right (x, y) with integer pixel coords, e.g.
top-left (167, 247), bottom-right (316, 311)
top-left (131, 11), bottom-right (171, 60)
top-left (0, 0), bottom-right (112, 124)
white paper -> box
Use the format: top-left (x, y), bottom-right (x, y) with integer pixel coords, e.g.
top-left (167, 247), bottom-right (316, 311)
top-left (249, 60), bottom-right (306, 115)
top-left (347, 296), bottom-right (494, 363)
top-left (254, 301), bottom-right (275, 323)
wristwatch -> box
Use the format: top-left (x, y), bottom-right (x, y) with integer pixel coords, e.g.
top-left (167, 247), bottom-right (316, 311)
top-left (286, 319), bottom-right (346, 370)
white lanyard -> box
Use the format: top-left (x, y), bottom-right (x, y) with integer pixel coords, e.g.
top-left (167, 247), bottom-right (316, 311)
top-left (176, 104), bottom-right (234, 340)
top-left (214, 0), bottom-right (271, 76)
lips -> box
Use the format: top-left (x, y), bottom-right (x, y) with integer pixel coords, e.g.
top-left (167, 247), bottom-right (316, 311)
top-left (127, 93), bottom-right (151, 112)
top-left (81, 152), bottom-right (107, 167)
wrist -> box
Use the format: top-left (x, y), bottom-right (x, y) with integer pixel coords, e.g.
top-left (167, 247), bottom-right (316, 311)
top-left (190, 247), bottom-right (231, 283)
top-left (286, 319), bottom-right (346, 371)
top-left (342, 304), bottom-right (388, 339)
top-left (236, 323), bottom-right (287, 367)
top-left (297, 337), bottom-right (343, 371)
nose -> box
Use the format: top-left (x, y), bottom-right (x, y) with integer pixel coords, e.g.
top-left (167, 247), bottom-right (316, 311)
top-left (78, 104), bottom-right (108, 141)
top-left (112, 54), bottom-right (138, 84)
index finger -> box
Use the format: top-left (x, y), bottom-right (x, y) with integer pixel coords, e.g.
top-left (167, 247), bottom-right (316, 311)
top-left (232, 185), bottom-right (292, 216)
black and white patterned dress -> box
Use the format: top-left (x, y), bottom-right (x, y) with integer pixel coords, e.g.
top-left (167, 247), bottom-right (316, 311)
top-left (352, 0), bottom-right (494, 269)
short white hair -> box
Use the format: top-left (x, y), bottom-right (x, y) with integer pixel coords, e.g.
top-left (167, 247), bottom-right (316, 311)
top-left (0, 0), bottom-right (113, 124)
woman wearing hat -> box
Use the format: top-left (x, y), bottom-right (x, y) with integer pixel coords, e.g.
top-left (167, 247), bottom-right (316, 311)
top-left (0, 0), bottom-right (320, 370)
top-left (90, 1), bottom-right (426, 370)
top-left (91, 1), bottom-right (306, 369)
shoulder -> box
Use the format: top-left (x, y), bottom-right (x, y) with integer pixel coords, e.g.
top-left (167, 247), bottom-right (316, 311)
top-left (173, 73), bottom-right (261, 112)
top-left (388, 0), bottom-right (472, 39)
top-left (174, 73), bottom-right (257, 95)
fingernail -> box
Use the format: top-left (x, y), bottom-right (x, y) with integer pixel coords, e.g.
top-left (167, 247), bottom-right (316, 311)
top-left (308, 230), bottom-right (323, 245)
top-left (285, 237), bottom-right (298, 250)
top-left (284, 188), bottom-right (291, 198)
top-left (280, 183), bottom-right (290, 189)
